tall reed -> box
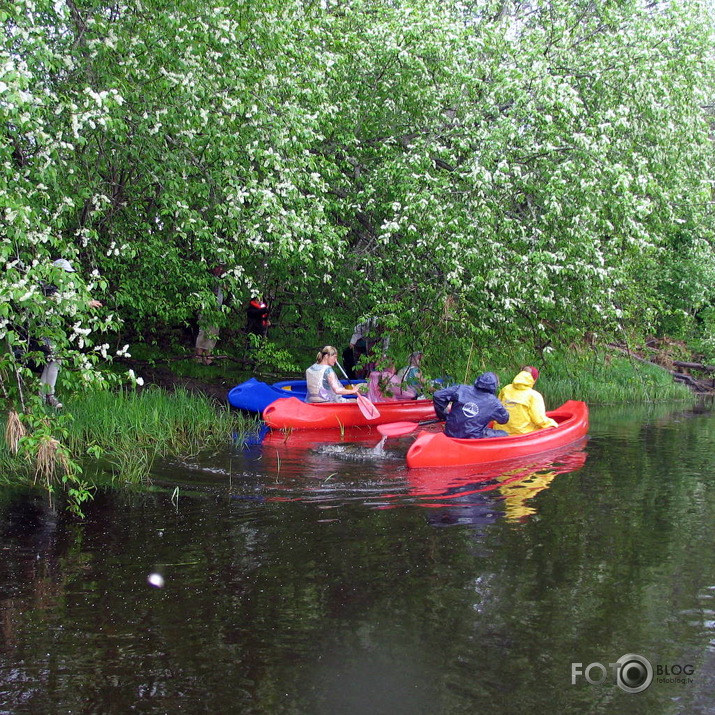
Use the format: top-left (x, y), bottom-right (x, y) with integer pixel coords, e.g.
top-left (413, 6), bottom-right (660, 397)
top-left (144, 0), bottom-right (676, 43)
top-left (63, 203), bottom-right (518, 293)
top-left (62, 387), bottom-right (258, 482)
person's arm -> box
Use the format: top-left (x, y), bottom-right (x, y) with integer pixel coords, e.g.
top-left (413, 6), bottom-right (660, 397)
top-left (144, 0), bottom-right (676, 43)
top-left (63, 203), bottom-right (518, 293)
top-left (494, 388), bottom-right (509, 425)
top-left (528, 391), bottom-right (558, 429)
top-left (349, 321), bottom-right (366, 347)
top-left (326, 368), bottom-right (359, 395)
top-left (432, 386), bottom-right (455, 420)
top-left (493, 401), bottom-right (510, 425)
top-left (78, 281), bottom-right (102, 309)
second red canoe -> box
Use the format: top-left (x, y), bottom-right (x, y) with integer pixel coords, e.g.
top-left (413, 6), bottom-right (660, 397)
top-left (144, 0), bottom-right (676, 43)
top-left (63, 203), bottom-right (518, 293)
top-left (263, 396), bottom-right (436, 429)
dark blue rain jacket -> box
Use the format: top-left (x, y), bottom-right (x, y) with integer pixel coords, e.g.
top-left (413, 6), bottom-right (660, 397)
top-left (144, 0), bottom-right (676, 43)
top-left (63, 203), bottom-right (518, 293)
top-left (433, 372), bottom-right (510, 439)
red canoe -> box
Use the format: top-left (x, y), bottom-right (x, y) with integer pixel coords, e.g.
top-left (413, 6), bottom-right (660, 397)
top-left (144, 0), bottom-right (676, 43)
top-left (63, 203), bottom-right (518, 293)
top-left (406, 400), bottom-right (589, 468)
top-left (263, 396), bottom-right (436, 429)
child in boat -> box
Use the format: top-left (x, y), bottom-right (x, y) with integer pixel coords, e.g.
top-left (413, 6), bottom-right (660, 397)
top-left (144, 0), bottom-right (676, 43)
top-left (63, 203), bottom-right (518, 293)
top-left (433, 372), bottom-right (510, 439)
top-left (496, 366), bottom-right (558, 434)
top-left (367, 361), bottom-right (398, 402)
top-left (366, 359), bottom-right (417, 402)
top-left (395, 351), bottom-right (425, 398)
top-left (306, 346), bottom-right (361, 403)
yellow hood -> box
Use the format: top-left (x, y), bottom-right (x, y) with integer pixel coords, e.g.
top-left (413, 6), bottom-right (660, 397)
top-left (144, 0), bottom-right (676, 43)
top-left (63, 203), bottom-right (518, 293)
top-left (511, 371), bottom-right (536, 390)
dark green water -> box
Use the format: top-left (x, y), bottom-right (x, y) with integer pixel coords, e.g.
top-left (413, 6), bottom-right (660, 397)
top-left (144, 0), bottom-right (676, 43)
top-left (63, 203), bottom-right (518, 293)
top-left (1, 402), bottom-right (714, 714)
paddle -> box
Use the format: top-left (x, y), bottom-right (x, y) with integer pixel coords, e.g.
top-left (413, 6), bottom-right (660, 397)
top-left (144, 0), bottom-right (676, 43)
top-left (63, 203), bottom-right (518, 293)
top-left (377, 418), bottom-right (442, 437)
top-left (335, 359), bottom-right (377, 418)
top-left (335, 361), bottom-right (350, 380)
top-left (356, 392), bottom-right (381, 420)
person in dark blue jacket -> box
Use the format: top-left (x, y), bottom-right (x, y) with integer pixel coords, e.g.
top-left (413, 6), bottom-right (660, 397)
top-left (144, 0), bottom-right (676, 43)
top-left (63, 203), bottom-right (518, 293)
top-left (433, 372), bottom-right (510, 439)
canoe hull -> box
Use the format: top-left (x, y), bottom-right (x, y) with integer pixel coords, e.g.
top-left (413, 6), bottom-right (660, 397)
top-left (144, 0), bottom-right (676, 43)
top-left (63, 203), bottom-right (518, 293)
top-left (406, 400), bottom-right (589, 468)
top-left (263, 396), bottom-right (436, 429)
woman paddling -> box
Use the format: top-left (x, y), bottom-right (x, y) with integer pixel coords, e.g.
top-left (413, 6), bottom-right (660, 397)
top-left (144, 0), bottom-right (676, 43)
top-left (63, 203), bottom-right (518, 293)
top-left (306, 346), bottom-right (361, 403)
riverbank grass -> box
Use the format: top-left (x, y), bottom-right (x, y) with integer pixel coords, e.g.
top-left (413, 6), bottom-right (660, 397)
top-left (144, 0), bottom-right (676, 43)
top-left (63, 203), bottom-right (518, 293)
top-left (0, 387), bottom-right (258, 487)
top-left (539, 352), bottom-right (693, 404)
top-left (65, 386), bottom-right (258, 481)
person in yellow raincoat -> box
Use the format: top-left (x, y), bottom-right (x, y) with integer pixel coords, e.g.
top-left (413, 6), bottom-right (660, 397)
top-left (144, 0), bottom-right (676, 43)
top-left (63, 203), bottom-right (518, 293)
top-left (496, 366), bottom-right (558, 435)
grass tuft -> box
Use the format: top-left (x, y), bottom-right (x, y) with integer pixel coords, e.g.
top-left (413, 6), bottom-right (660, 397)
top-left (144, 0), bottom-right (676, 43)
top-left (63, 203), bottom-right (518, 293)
top-left (59, 387), bottom-right (257, 484)
top-left (4, 410), bottom-right (26, 454)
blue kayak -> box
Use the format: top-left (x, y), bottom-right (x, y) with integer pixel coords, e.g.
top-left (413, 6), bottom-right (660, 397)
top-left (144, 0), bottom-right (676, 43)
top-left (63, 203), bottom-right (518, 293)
top-left (227, 377), bottom-right (364, 414)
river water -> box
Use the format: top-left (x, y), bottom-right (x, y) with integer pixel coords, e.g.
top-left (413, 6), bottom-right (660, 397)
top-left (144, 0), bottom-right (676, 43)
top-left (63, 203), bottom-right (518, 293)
top-left (1, 401), bottom-right (714, 714)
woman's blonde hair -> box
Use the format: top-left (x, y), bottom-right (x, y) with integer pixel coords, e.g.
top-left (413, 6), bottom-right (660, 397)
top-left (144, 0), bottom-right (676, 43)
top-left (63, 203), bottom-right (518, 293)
top-left (316, 345), bottom-right (338, 363)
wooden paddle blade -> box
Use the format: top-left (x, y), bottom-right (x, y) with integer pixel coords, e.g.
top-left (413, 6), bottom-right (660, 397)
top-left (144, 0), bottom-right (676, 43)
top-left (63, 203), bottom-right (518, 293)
top-left (356, 393), bottom-right (381, 420)
top-left (377, 421), bottom-right (420, 437)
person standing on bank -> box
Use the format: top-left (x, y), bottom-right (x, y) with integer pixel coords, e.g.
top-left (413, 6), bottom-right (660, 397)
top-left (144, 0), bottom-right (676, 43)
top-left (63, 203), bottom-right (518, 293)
top-left (346, 316), bottom-right (390, 379)
top-left (306, 346), bottom-right (361, 403)
top-left (433, 371), bottom-right (510, 439)
top-left (40, 259), bottom-right (103, 409)
top-left (194, 264), bottom-right (227, 366)
top-left (246, 296), bottom-right (270, 338)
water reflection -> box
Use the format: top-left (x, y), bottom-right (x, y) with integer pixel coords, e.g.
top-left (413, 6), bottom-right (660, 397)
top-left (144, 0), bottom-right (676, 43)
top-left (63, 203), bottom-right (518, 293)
top-left (250, 427), bottom-right (589, 527)
top-left (407, 442), bottom-right (588, 526)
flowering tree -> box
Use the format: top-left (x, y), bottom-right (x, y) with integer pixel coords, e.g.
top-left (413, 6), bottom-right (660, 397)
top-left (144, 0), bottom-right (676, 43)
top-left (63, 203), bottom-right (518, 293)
top-left (323, 0), bottom-right (715, 356)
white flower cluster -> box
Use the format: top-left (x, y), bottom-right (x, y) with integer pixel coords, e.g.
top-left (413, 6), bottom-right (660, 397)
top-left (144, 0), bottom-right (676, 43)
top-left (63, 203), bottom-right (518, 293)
top-left (127, 369), bottom-right (145, 387)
